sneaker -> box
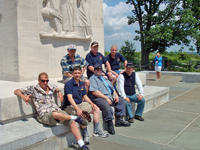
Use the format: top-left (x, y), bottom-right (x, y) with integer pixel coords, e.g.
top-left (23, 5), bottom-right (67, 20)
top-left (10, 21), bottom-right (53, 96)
top-left (75, 117), bottom-right (88, 126)
top-left (83, 135), bottom-right (90, 145)
top-left (93, 130), bottom-right (109, 138)
top-left (78, 145), bottom-right (90, 150)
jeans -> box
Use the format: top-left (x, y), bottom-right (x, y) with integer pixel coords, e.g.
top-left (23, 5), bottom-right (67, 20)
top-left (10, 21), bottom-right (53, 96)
top-left (126, 94), bottom-right (145, 118)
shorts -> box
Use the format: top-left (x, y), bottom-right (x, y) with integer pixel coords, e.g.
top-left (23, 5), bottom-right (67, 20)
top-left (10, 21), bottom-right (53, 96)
top-left (37, 110), bottom-right (71, 126)
top-left (63, 76), bottom-right (88, 84)
top-left (65, 102), bottom-right (92, 115)
top-left (155, 66), bottom-right (162, 72)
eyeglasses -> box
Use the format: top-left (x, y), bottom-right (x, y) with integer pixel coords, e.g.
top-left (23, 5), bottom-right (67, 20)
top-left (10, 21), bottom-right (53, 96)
top-left (40, 79), bottom-right (49, 83)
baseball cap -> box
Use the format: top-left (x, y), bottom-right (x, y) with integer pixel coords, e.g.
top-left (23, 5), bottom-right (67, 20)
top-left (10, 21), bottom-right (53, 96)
top-left (67, 44), bottom-right (77, 50)
top-left (94, 64), bottom-right (102, 70)
top-left (91, 41), bottom-right (99, 47)
top-left (126, 63), bottom-right (134, 68)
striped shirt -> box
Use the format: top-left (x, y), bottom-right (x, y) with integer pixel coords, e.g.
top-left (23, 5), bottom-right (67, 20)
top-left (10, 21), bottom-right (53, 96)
top-left (20, 83), bottom-right (61, 118)
top-left (60, 54), bottom-right (89, 80)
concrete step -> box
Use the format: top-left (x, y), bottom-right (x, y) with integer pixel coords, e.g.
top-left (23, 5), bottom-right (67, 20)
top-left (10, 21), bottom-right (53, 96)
top-left (0, 85), bottom-right (169, 150)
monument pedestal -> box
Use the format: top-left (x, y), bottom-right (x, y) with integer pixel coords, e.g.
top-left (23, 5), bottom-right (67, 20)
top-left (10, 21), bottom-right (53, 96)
top-left (0, 0), bottom-right (104, 82)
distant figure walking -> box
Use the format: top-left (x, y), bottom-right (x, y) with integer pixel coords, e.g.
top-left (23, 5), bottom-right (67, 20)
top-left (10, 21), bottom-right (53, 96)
top-left (154, 52), bottom-right (162, 81)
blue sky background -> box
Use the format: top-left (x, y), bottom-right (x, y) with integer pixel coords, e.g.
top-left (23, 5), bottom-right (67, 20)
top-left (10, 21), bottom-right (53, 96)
top-left (103, 0), bottom-right (194, 53)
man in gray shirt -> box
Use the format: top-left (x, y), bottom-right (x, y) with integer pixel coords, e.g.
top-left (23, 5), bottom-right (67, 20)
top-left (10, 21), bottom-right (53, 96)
top-left (88, 64), bottom-right (130, 135)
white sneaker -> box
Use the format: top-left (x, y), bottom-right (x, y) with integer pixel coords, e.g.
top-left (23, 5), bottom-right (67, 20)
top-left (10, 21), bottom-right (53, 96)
top-left (93, 130), bottom-right (109, 138)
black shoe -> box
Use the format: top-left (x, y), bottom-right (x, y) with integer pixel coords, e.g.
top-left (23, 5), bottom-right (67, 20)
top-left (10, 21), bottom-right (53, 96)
top-left (107, 120), bottom-right (115, 135)
top-left (134, 115), bottom-right (144, 121)
top-left (115, 118), bottom-right (131, 127)
top-left (128, 117), bottom-right (134, 123)
top-left (78, 145), bottom-right (90, 150)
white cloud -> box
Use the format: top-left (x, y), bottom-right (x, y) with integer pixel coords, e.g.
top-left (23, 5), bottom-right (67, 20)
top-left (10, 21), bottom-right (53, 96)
top-left (103, 2), bottom-right (134, 33)
top-left (105, 32), bottom-right (134, 40)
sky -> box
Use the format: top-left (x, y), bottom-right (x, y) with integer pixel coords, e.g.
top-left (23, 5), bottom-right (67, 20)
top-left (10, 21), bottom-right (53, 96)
top-left (103, 0), bottom-right (194, 53)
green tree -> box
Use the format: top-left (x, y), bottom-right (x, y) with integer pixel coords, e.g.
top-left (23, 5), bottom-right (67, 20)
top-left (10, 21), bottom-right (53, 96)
top-left (126, 0), bottom-right (199, 68)
top-left (119, 40), bottom-right (136, 60)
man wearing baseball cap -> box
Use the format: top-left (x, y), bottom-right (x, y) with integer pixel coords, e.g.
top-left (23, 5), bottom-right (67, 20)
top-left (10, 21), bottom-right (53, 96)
top-left (85, 41), bottom-right (117, 86)
top-left (117, 63), bottom-right (145, 123)
top-left (88, 64), bottom-right (130, 135)
top-left (60, 44), bottom-right (90, 92)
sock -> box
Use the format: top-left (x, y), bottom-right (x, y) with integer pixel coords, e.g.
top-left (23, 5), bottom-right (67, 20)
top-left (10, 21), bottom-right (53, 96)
top-left (70, 115), bottom-right (78, 120)
top-left (94, 122), bottom-right (100, 132)
top-left (83, 127), bottom-right (89, 137)
top-left (77, 139), bottom-right (84, 147)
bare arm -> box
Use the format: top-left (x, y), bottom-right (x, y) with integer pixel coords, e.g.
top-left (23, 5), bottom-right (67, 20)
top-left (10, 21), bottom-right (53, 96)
top-left (67, 94), bottom-right (83, 117)
top-left (14, 89), bottom-right (31, 105)
top-left (83, 95), bottom-right (94, 105)
top-left (82, 66), bottom-right (87, 76)
top-left (91, 91), bottom-right (112, 105)
top-left (55, 88), bottom-right (63, 103)
top-left (124, 60), bottom-right (127, 71)
top-left (88, 66), bottom-right (94, 73)
top-left (105, 61), bottom-right (111, 72)
top-left (64, 72), bottom-right (73, 78)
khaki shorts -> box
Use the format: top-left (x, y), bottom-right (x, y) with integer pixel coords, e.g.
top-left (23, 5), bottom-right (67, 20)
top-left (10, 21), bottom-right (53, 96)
top-left (37, 110), bottom-right (71, 126)
top-left (63, 76), bottom-right (88, 84)
top-left (65, 102), bottom-right (92, 115)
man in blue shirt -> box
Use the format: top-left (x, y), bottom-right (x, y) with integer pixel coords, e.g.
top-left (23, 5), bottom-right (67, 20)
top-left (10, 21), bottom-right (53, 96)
top-left (88, 64), bottom-right (130, 135)
top-left (60, 44), bottom-right (90, 92)
top-left (64, 66), bottom-right (108, 145)
top-left (106, 44), bottom-right (127, 77)
top-left (85, 41), bottom-right (116, 86)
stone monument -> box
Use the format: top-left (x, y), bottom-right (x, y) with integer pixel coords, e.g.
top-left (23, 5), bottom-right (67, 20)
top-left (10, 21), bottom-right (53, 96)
top-left (0, 0), bottom-right (104, 82)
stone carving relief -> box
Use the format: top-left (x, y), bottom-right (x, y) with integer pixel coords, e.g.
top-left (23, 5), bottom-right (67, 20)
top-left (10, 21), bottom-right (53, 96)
top-left (40, 0), bottom-right (92, 40)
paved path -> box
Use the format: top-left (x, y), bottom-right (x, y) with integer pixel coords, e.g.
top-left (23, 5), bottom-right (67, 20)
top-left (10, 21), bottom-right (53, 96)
top-left (66, 74), bottom-right (200, 150)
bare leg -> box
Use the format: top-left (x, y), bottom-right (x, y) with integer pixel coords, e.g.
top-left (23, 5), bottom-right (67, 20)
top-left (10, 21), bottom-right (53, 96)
top-left (70, 121), bottom-right (82, 141)
top-left (158, 72), bottom-right (161, 80)
top-left (156, 72), bottom-right (159, 80)
top-left (52, 111), bottom-right (71, 121)
top-left (91, 105), bottom-right (100, 123)
top-left (52, 112), bottom-right (82, 141)
top-left (109, 75), bottom-right (117, 86)
top-left (84, 80), bottom-right (90, 93)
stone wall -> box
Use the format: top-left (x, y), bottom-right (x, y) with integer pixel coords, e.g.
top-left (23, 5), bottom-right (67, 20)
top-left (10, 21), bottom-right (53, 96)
top-left (0, 0), bottom-right (104, 82)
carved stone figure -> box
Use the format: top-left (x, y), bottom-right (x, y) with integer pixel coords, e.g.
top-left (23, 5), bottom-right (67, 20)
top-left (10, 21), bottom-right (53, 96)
top-left (60, 0), bottom-right (73, 33)
top-left (74, 0), bottom-right (92, 39)
top-left (40, 0), bottom-right (92, 39)
top-left (41, 0), bottom-right (63, 34)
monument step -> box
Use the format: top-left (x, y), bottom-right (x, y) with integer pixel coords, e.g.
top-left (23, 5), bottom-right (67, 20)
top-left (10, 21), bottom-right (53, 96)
top-left (0, 85), bottom-right (169, 150)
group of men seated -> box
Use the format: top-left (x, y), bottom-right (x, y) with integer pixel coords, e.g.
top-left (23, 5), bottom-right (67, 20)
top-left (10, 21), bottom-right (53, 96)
top-left (14, 41), bottom-right (145, 150)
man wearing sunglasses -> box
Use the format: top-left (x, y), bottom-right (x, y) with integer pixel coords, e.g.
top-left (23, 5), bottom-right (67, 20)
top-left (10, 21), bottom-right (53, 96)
top-left (64, 66), bottom-right (108, 145)
top-left (14, 72), bottom-right (90, 150)
top-left (61, 44), bottom-right (90, 92)
top-left (88, 64), bottom-right (130, 135)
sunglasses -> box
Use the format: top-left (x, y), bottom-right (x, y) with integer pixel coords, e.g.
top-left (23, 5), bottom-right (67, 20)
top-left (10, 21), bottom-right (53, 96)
top-left (40, 79), bottom-right (49, 83)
